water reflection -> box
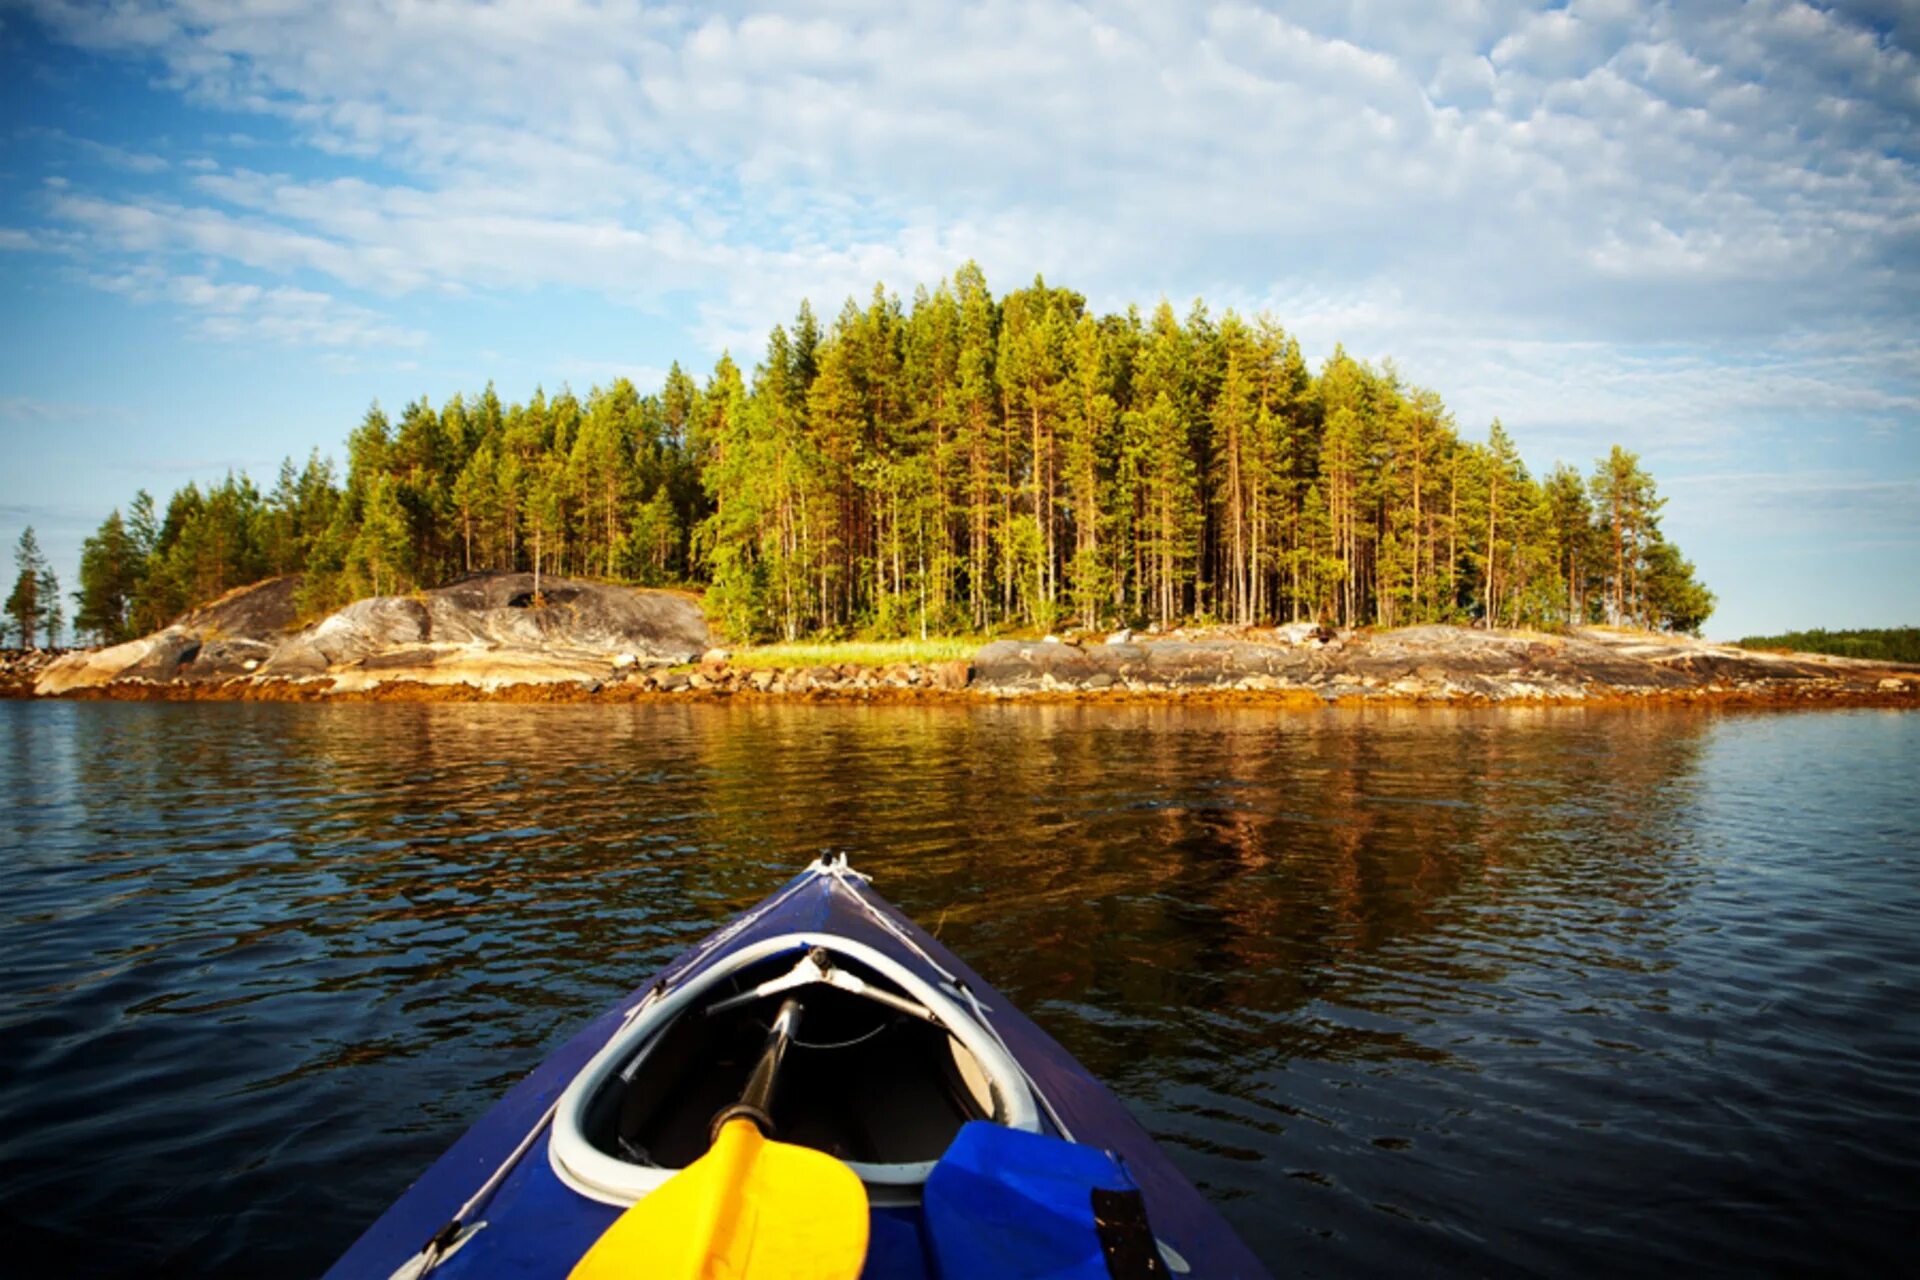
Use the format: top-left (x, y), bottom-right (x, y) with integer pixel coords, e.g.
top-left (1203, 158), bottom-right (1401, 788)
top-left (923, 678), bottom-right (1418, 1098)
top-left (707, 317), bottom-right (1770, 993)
top-left (0, 701), bottom-right (1913, 1277)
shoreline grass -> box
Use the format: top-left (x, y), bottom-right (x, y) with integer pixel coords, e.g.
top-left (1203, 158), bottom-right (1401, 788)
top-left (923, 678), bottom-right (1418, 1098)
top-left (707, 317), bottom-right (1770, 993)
top-left (725, 637), bottom-right (984, 670)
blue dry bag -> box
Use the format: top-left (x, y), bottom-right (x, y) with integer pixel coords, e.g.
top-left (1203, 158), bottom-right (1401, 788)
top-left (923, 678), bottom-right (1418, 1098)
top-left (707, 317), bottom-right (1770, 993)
top-left (924, 1120), bottom-right (1167, 1279)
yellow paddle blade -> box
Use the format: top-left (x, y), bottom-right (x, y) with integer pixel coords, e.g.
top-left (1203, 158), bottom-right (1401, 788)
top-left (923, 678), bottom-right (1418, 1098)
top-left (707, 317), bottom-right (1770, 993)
top-left (569, 1118), bottom-right (869, 1280)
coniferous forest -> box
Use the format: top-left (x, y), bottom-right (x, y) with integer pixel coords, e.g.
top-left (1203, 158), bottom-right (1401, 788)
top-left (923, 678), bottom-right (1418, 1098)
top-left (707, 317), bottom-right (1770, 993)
top-left (64, 266), bottom-right (1715, 647)
top-left (1736, 628), bottom-right (1920, 664)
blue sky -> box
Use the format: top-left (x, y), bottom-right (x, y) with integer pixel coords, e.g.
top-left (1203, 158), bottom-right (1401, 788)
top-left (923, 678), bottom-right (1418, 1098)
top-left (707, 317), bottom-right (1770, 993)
top-left (2, 0), bottom-right (1915, 639)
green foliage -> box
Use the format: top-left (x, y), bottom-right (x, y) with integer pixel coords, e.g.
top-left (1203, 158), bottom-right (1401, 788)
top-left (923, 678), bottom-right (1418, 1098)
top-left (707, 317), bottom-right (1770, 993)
top-left (6, 527), bottom-right (64, 648)
top-left (1641, 538), bottom-right (1716, 635)
top-left (346, 473), bottom-right (411, 598)
top-left (75, 510), bottom-right (143, 643)
top-left (71, 264), bottom-right (1711, 642)
top-left (124, 475), bottom-right (271, 630)
top-left (4, 571), bottom-right (35, 647)
top-left (8, 527), bottom-right (52, 647)
top-left (727, 637), bottom-right (981, 670)
top-left (1737, 627), bottom-right (1920, 663)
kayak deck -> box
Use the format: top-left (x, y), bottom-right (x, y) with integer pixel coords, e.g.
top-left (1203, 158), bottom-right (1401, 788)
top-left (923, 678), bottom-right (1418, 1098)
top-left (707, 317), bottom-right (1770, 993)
top-left (324, 857), bottom-right (1269, 1279)
top-left (572, 952), bottom-right (990, 1173)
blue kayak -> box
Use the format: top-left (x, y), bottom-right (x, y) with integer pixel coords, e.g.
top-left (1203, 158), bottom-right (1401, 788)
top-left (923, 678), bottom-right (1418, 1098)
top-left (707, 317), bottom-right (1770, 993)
top-left (324, 857), bottom-right (1269, 1278)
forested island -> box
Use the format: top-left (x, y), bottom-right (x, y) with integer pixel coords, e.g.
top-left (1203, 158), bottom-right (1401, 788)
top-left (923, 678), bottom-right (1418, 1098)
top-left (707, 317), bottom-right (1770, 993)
top-left (16, 266), bottom-right (1905, 710)
top-left (32, 265), bottom-right (1715, 652)
top-left (1737, 628), bottom-right (1920, 665)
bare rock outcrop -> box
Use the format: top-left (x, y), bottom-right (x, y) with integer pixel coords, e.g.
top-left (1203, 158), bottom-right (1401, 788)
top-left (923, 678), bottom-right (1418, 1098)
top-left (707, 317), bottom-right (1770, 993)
top-left (974, 627), bottom-right (1337, 693)
top-left (35, 573), bottom-right (709, 696)
top-left (1, 647), bottom-right (65, 695)
top-left (22, 585), bottom-right (1918, 707)
top-left (970, 623), bottom-right (1920, 703)
top-left (34, 576), bottom-right (305, 695)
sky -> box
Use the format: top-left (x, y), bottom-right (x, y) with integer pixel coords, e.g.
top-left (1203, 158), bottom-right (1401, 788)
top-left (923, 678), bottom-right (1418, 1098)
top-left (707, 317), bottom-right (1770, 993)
top-left (1, 0), bottom-right (1915, 640)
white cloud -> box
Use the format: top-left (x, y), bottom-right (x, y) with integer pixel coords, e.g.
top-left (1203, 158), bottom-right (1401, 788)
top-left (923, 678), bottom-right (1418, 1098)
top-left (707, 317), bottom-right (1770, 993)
top-left (0, 396), bottom-right (126, 424)
top-left (1666, 471), bottom-right (1920, 533)
top-left (85, 266), bottom-right (427, 349)
top-left (20, 125), bottom-right (171, 173)
top-left (13, 0), bottom-right (1918, 451)
top-left (28, 7), bottom-right (1914, 296)
top-left (1244, 279), bottom-right (1917, 471)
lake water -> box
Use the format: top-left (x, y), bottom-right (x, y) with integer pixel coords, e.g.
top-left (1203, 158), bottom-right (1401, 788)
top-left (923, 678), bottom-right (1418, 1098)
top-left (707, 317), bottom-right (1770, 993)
top-left (1, 700), bottom-right (1915, 1277)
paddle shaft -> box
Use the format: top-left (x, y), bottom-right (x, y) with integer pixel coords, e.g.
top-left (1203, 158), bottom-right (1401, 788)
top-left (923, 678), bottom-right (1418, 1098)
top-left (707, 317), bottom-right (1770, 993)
top-left (568, 994), bottom-right (872, 1279)
top-left (713, 996), bottom-right (802, 1141)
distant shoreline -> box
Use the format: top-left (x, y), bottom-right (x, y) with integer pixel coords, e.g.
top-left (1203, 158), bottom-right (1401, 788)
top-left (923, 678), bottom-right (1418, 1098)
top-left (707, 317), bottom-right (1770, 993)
top-left (17, 676), bottom-right (1920, 713)
top-left (10, 575), bottom-right (1918, 713)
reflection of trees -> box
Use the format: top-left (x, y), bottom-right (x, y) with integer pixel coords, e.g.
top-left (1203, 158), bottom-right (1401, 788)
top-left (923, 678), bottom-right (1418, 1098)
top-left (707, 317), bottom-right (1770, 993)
top-left (19, 699), bottom-right (1721, 1130)
top-left (686, 703), bottom-right (1715, 1092)
top-left (34, 698), bottom-right (1719, 1095)
top-left (10, 699), bottom-right (1732, 1279)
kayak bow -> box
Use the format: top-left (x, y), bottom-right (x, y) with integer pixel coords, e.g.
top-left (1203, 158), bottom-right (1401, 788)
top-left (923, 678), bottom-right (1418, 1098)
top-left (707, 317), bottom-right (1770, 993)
top-left (326, 855), bottom-right (1269, 1279)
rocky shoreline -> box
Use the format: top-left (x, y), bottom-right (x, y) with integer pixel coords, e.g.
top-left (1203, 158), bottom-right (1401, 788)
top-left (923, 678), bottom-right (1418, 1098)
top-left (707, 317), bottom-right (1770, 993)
top-left (13, 573), bottom-right (1920, 710)
top-left (1, 647), bottom-right (66, 697)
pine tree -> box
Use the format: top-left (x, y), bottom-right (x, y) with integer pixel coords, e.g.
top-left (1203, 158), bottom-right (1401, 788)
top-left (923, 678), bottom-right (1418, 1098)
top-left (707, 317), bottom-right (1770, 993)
top-left (38, 562), bottom-right (62, 648)
top-left (452, 441), bottom-right (498, 574)
top-left (1479, 420), bottom-right (1527, 629)
top-left (1211, 313), bottom-right (1261, 624)
top-left (1543, 464), bottom-right (1597, 623)
top-left (660, 362), bottom-right (705, 571)
top-left (572, 382), bottom-right (639, 579)
top-left (1643, 537), bottom-right (1715, 635)
top-left (76, 510), bottom-right (144, 643)
top-left (527, 456), bottom-right (569, 601)
top-left (8, 528), bottom-right (53, 648)
top-left (695, 352), bottom-right (770, 638)
top-left (1319, 406), bottom-right (1362, 628)
top-left (951, 262), bottom-right (999, 628)
top-left (1591, 446), bottom-right (1664, 626)
top-left (1060, 314), bottom-right (1118, 627)
top-left (347, 474), bottom-right (411, 598)
top-left (5, 573), bottom-right (33, 648)
top-left (1134, 391), bottom-right (1199, 626)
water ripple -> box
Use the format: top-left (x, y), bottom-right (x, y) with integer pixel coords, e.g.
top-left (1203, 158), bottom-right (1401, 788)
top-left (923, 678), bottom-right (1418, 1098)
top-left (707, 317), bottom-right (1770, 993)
top-left (0, 701), bottom-right (1916, 1276)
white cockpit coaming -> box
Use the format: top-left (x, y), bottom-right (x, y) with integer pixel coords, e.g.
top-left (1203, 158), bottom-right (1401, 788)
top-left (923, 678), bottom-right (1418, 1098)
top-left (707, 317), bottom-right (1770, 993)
top-left (547, 931), bottom-right (1039, 1207)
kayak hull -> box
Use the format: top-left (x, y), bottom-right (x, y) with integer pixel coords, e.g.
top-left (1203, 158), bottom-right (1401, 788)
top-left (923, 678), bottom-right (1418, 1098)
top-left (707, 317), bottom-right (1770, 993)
top-left (324, 863), bottom-right (1268, 1279)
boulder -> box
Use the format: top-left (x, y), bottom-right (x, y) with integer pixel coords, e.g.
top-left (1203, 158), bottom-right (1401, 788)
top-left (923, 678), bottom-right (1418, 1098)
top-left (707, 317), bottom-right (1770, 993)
top-left (409, 574), bottom-right (707, 658)
top-left (275, 596), bottom-right (432, 671)
top-left (118, 631), bottom-right (203, 682)
top-left (972, 640), bottom-right (1099, 689)
top-left (1273, 621), bottom-right (1335, 646)
top-left (258, 639), bottom-right (331, 677)
top-left (1144, 641), bottom-right (1236, 686)
top-left (33, 636), bottom-right (157, 695)
top-left (174, 575), bottom-right (306, 642)
top-left (38, 576), bottom-right (308, 691)
top-left (181, 637), bottom-right (278, 680)
top-left (931, 659), bottom-right (972, 690)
